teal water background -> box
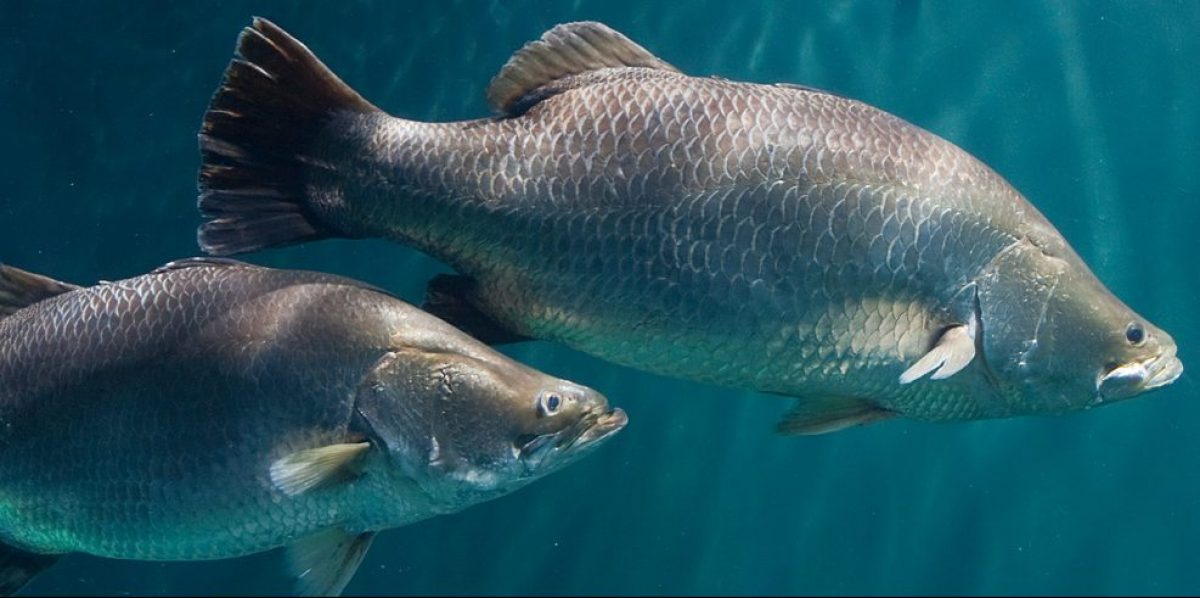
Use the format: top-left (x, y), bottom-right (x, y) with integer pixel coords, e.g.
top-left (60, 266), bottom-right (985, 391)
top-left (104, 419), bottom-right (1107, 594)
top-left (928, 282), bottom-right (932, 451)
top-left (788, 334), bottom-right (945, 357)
top-left (2, 1), bottom-right (1198, 595)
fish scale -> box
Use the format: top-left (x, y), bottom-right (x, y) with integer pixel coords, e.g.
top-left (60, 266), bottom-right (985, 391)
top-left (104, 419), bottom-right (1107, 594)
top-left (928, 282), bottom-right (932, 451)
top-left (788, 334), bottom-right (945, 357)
top-left (197, 19), bottom-right (1179, 433)
top-left (0, 256), bottom-right (626, 596)
top-left (0, 266), bottom-right (400, 559)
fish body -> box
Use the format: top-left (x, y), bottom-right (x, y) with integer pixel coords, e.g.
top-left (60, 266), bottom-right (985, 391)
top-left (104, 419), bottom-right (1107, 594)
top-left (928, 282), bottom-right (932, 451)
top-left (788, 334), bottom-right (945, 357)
top-left (0, 258), bottom-right (624, 595)
top-left (197, 19), bottom-right (1181, 434)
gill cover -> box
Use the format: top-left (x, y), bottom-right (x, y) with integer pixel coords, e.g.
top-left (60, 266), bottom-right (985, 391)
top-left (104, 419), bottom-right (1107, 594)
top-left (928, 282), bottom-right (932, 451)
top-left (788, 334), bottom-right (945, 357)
top-left (352, 348), bottom-right (530, 489)
top-left (975, 241), bottom-right (1067, 413)
top-left (352, 350), bottom-right (446, 482)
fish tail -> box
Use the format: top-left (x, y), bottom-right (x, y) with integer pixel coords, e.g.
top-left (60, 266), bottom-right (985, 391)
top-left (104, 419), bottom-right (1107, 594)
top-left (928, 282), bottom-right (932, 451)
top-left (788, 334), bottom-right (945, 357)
top-left (197, 17), bottom-right (380, 256)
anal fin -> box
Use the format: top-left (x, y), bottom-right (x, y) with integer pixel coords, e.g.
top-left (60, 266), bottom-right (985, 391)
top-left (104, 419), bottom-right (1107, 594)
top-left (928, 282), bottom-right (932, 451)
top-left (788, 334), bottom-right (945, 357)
top-left (423, 274), bottom-right (531, 345)
top-left (0, 541), bottom-right (61, 596)
top-left (776, 395), bottom-right (894, 436)
top-left (287, 528), bottom-right (376, 597)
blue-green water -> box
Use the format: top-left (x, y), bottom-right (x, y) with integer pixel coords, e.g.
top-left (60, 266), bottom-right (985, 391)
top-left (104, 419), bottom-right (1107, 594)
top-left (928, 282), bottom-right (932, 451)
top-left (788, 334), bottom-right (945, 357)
top-left (2, 1), bottom-right (1198, 595)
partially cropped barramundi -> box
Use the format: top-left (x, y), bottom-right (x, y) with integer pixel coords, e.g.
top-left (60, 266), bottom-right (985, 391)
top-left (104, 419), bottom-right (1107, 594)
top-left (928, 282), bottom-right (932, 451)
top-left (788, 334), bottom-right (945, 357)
top-left (0, 259), bottom-right (624, 596)
top-left (197, 18), bottom-right (1181, 435)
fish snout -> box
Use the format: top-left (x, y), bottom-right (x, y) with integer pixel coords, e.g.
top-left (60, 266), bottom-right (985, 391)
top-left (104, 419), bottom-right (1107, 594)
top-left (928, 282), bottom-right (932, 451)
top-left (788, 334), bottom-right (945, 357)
top-left (1098, 345), bottom-right (1183, 400)
top-left (1143, 347), bottom-right (1184, 390)
top-left (576, 407), bottom-right (628, 447)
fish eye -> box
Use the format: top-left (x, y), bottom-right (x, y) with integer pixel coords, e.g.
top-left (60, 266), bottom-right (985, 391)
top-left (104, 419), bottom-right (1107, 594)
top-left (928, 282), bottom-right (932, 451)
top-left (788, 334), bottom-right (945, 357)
top-left (537, 392), bottom-right (562, 417)
top-left (1125, 323), bottom-right (1146, 346)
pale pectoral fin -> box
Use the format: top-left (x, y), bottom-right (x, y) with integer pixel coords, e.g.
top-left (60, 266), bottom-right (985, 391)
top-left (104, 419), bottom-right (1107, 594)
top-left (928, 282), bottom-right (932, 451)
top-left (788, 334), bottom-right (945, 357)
top-left (269, 442), bottom-right (370, 497)
top-left (775, 395), bottom-right (894, 435)
top-left (287, 527), bottom-right (376, 597)
top-left (899, 324), bottom-right (976, 384)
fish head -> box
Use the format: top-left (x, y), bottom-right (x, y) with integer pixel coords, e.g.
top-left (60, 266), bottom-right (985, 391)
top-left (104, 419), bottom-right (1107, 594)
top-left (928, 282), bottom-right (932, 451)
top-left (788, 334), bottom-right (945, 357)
top-left (977, 240), bottom-right (1182, 414)
top-left (354, 348), bottom-right (626, 504)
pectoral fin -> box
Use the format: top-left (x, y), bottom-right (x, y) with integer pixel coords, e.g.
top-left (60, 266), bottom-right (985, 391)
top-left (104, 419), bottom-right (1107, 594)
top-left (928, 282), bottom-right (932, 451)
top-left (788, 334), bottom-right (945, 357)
top-left (775, 395), bottom-right (894, 435)
top-left (269, 442), bottom-right (370, 497)
top-left (899, 323), bottom-right (976, 384)
top-left (287, 527), bottom-right (376, 597)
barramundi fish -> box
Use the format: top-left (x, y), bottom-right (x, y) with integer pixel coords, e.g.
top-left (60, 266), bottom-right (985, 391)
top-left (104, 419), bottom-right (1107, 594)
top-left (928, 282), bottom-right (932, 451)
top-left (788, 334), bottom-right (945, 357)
top-left (0, 258), bottom-right (625, 596)
top-left (195, 18), bottom-right (1181, 435)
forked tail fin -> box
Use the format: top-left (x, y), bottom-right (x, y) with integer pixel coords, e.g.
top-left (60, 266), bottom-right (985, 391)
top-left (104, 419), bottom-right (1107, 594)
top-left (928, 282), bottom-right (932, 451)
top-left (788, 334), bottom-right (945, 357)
top-left (197, 17), bottom-right (380, 256)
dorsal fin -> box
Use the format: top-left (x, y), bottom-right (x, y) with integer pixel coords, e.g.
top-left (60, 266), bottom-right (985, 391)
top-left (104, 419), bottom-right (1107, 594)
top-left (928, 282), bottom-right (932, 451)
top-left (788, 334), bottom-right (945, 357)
top-left (486, 21), bottom-right (679, 115)
top-left (0, 264), bottom-right (81, 318)
top-left (150, 257), bottom-right (259, 275)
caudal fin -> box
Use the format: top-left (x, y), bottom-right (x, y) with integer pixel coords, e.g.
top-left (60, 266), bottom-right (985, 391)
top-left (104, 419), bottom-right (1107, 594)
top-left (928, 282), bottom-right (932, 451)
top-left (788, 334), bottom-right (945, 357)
top-left (197, 17), bottom-right (380, 256)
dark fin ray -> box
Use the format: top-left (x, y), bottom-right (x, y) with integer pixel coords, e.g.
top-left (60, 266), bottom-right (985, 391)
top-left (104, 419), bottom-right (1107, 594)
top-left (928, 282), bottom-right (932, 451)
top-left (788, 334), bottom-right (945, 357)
top-left (0, 541), bottom-right (60, 596)
top-left (775, 395), bottom-right (895, 435)
top-left (198, 17), bottom-right (380, 256)
top-left (287, 528), bottom-right (375, 597)
top-left (487, 21), bottom-right (679, 115)
top-left (422, 274), bottom-right (531, 345)
top-left (0, 264), bottom-right (81, 318)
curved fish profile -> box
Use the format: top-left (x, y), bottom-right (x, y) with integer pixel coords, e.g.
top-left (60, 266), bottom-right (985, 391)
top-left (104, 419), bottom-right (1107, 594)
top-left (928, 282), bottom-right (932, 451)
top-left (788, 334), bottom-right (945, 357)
top-left (195, 18), bottom-right (1181, 435)
top-left (0, 259), bottom-right (624, 596)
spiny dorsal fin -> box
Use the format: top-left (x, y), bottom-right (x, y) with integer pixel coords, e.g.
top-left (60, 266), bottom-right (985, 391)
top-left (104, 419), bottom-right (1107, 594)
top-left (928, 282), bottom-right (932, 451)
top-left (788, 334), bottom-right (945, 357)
top-left (0, 264), bottom-right (81, 318)
top-left (150, 257), bottom-right (259, 275)
top-left (486, 21), bottom-right (679, 115)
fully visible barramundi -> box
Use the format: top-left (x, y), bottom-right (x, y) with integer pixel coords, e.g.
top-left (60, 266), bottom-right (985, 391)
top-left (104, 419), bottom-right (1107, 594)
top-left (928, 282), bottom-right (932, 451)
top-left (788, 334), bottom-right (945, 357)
top-left (0, 259), bottom-right (624, 596)
top-left (197, 18), bottom-right (1182, 434)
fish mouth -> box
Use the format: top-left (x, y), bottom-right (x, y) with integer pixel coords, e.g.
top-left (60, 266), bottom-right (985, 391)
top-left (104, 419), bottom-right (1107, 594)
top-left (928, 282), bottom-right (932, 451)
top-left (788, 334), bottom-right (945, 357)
top-left (1143, 349), bottom-right (1184, 390)
top-left (518, 407), bottom-right (627, 465)
top-left (1098, 347), bottom-right (1184, 399)
top-left (573, 407), bottom-right (628, 446)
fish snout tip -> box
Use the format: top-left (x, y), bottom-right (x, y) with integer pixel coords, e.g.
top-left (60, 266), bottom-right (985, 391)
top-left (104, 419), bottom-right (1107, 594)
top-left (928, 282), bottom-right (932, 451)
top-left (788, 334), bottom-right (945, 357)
top-left (591, 406), bottom-right (628, 439)
top-left (1098, 347), bottom-right (1183, 401)
top-left (1144, 351), bottom-right (1183, 391)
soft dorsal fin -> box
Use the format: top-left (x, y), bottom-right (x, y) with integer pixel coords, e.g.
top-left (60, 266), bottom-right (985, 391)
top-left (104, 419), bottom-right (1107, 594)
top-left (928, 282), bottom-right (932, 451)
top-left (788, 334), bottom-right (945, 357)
top-left (486, 21), bottom-right (679, 115)
top-left (0, 264), bottom-right (81, 318)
